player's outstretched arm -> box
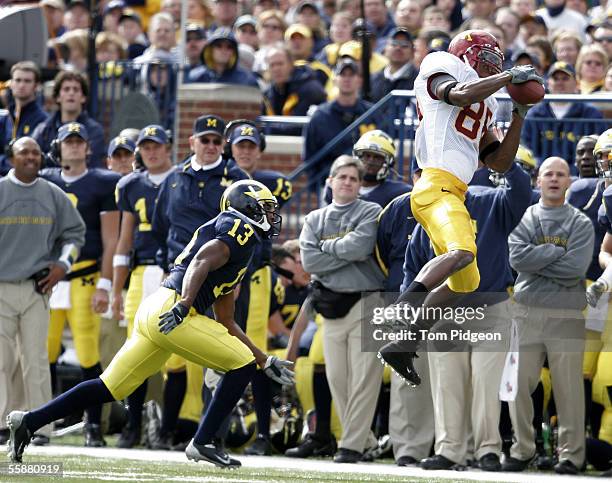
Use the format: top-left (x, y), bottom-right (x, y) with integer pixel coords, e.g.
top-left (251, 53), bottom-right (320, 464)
top-left (480, 111), bottom-right (524, 173)
top-left (439, 71), bottom-right (513, 107)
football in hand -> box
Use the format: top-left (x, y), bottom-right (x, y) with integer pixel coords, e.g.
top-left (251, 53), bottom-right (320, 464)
top-left (507, 80), bottom-right (545, 106)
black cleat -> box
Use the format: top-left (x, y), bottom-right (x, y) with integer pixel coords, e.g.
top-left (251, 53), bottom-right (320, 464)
top-left (554, 459), bottom-right (580, 475)
top-left (501, 455), bottom-right (532, 472)
top-left (6, 411), bottom-right (32, 463)
top-left (377, 345), bottom-right (421, 387)
top-left (244, 434), bottom-right (272, 456)
top-left (477, 453), bottom-right (501, 472)
top-left (117, 425), bottom-right (141, 448)
top-left (84, 423), bottom-right (107, 447)
top-left (0, 428), bottom-right (9, 445)
top-left (186, 440), bottom-right (241, 468)
top-left (285, 433), bottom-right (336, 458)
top-left (420, 454), bottom-right (458, 470)
top-left (31, 434), bottom-right (50, 446)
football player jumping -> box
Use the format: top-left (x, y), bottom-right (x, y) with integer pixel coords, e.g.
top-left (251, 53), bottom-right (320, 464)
top-left (378, 30), bottom-right (543, 386)
top-left (7, 180), bottom-right (295, 468)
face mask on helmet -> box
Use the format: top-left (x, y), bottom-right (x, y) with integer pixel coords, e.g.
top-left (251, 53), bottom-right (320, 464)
top-left (353, 130), bottom-right (396, 182)
top-left (596, 151), bottom-right (612, 179)
top-left (469, 47), bottom-right (503, 74)
top-left (357, 150), bottom-right (391, 182)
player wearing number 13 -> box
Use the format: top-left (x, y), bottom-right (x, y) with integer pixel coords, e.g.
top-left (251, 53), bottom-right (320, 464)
top-left (378, 30), bottom-right (544, 386)
top-left (7, 180), bottom-right (295, 468)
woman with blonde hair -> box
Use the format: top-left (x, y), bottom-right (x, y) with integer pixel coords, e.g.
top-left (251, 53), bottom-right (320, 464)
top-left (576, 43), bottom-right (609, 94)
top-left (254, 10), bottom-right (287, 75)
top-left (187, 0), bottom-right (214, 28)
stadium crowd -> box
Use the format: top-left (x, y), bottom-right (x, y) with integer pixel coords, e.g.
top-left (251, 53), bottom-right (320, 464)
top-left (0, 0), bottom-right (612, 477)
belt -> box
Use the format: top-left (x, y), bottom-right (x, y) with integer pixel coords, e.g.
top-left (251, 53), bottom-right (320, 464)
top-left (135, 258), bottom-right (157, 266)
top-left (64, 260), bottom-right (99, 281)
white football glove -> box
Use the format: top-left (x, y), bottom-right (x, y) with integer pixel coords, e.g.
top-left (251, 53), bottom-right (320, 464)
top-left (263, 355), bottom-right (295, 385)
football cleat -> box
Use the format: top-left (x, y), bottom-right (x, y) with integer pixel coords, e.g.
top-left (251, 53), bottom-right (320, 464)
top-left (377, 344), bottom-right (421, 387)
top-left (186, 440), bottom-right (241, 468)
top-left (84, 423), bottom-right (106, 447)
top-left (117, 425), bottom-right (141, 449)
top-left (6, 411), bottom-right (32, 462)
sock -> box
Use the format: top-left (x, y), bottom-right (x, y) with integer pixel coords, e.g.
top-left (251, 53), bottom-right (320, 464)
top-left (49, 363), bottom-right (57, 395)
top-left (175, 418), bottom-right (199, 443)
top-left (161, 370), bottom-right (187, 436)
top-left (126, 380), bottom-right (148, 429)
top-left (252, 370), bottom-right (272, 437)
top-left (193, 363), bottom-right (256, 445)
top-left (26, 378), bottom-right (114, 435)
top-left (312, 370), bottom-right (332, 439)
top-left (81, 363), bottom-right (103, 425)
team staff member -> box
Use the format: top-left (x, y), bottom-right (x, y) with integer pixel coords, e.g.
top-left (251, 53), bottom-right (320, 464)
top-left (41, 122), bottom-right (120, 447)
top-left (0, 137), bottom-right (84, 446)
top-left (378, 30), bottom-right (541, 386)
top-left (111, 125), bottom-right (174, 448)
top-left (7, 180), bottom-right (294, 468)
top-left (106, 135), bottom-right (136, 176)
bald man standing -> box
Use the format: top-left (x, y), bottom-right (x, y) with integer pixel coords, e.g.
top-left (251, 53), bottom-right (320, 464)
top-left (507, 157), bottom-right (594, 475)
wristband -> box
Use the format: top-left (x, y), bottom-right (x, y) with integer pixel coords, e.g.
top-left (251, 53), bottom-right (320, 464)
top-left (96, 278), bottom-right (112, 292)
top-left (113, 255), bottom-right (130, 267)
top-left (59, 243), bottom-right (78, 271)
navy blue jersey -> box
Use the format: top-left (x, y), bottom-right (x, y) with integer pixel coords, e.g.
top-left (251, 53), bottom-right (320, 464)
top-left (403, 162), bottom-right (532, 294)
top-left (375, 192), bottom-right (417, 291)
top-left (600, 185), bottom-right (612, 234)
top-left (253, 170), bottom-right (292, 208)
top-left (152, 158), bottom-right (249, 270)
top-left (280, 283), bottom-right (309, 328)
top-left (42, 168), bottom-right (120, 261)
top-left (163, 211), bottom-right (261, 315)
top-left (116, 171), bottom-right (166, 263)
top-left (566, 178), bottom-right (606, 280)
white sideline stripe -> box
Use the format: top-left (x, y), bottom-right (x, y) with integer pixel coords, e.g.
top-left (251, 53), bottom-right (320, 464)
top-left (24, 445), bottom-right (592, 482)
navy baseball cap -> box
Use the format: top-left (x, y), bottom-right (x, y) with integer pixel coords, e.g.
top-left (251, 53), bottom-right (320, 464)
top-left (137, 125), bottom-right (169, 145)
top-left (193, 114), bottom-right (226, 137)
top-left (230, 123), bottom-right (261, 145)
top-left (548, 61), bottom-right (576, 78)
top-left (108, 135), bottom-right (136, 157)
top-left (58, 122), bottom-right (89, 142)
top-left (334, 57), bottom-right (360, 75)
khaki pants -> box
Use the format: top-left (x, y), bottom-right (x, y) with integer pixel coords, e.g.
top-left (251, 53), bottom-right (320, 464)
top-left (509, 304), bottom-right (585, 467)
top-left (389, 354), bottom-right (434, 461)
top-left (322, 299), bottom-right (383, 453)
top-left (0, 280), bottom-right (52, 437)
top-left (427, 300), bottom-right (510, 464)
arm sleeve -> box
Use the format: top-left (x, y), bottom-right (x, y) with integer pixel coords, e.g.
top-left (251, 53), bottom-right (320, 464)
top-left (299, 216), bottom-right (352, 274)
top-left (535, 216), bottom-right (595, 281)
top-left (320, 204), bottom-right (381, 261)
top-left (508, 214), bottom-right (565, 272)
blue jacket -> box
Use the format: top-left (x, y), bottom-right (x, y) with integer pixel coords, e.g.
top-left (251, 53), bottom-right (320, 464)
top-left (370, 63), bottom-right (418, 103)
top-left (566, 177), bottom-right (606, 281)
top-left (151, 157), bottom-right (249, 271)
top-left (0, 99), bottom-right (49, 175)
top-left (31, 111), bottom-right (106, 169)
top-left (302, 99), bottom-right (382, 189)
top-left (186, 29), bottom-right (259, 88)
top-left (403, 162), bottom-right (532, 297)
top-left (522, 101), bottom-right (607, 170)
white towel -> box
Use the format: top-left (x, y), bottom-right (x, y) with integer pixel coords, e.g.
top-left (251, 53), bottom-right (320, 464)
top-left (499, 319), bottom-right (519, 402)
top-left (142, 265), bottom-right (164, 300)
top-left (49, 281), bottom-right (71, 310)
top-left (585, 291), bottom-right (609, 333)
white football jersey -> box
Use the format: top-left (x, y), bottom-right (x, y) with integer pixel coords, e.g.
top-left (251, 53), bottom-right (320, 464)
top-left (414, 51), bottom-right (498, 185)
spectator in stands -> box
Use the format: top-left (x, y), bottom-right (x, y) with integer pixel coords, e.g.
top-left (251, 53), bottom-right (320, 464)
top-left (102, 0), bottom-right (125, 34)
top-left (302, 58), bottom-right (382, 190)
top-left (522, 61), bottom-right (606, 170)
top-left (464, 0), bottom-right (496, 22)
top-left (211, 0), bottom-right (239, 30)
top-left (526, 36), bottom-right (555, 75)
top-left (394, 0), bottom-right (423, 38)
top-left (413, 28), bottom-right (451, 67)
top-left (507, 156), bottom-right (594, 475)
top-left (106, 135), bottom-right (135, 175)
top-left (496, 7), bottom-right (523, 52)
top-left (316, 12), bottom-right (353, 67)
top-left (295, 1), bottom-right (330, 55)
top-left (32, 71), bottom-right (106, 168)
top-left (593, 24), bottom-right (612, 60)
top-left (262, 44), bottom-right (327, 125)
top-left (536, 0), bottom-right (589, 40)
top-left (552, 31), bottom-right (582, 68)
top-left (511, 0), bottom-right (536, 18)
top-left (134, 12), bottom-right (178, 63)
top-left (95, 32), bottom-right (127, 63)
top-left (512, 50), bottom-right (542, 77)
top-left (118, 10), bottom-right (148, 59)
top-left (188, 0), bottom-right (214, 28)
top-left (41, 0), bottom-right (66, 39)
top-left (63, 0), bottom-right (90, 31)
top-left (55, 28), bottom-right (89, 73)
top-left (185, 24), bottom-right (207, 72)
top-left (370, 28), bottom-right (418, 103)
top-left (576, 44), bottom-right (609, 94)
top-left (234, 15), bottom-right (259, 50)
top-left (286, 24), bottom-right (316, 64)
top-left (0, 137), bottom-right (85, 448)
top-left (187, 28), bottom-right (259, 87)
top-left (422, 6), bottom-right (451, 31)
top-left (517, 14), bottom-right (548, 50)
top-left (364, 0), bottom-right (396, 44)
top-left (335, 37), bottom-right (389, 80)
top-left (142, 52), bottom-right (178, 129)
top-left (300, 155), bottom-right (385, 464)
top-left (253, 10), bottom-right (287, 75)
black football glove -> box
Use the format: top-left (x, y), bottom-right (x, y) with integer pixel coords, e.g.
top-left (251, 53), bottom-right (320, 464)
top-left (506, 65), bottom-right (544, 85)
top-left (158, 302), bottom-right (190, 335)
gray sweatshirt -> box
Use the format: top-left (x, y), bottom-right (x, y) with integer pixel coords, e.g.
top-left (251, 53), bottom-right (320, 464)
top-left (509, 201), bottom-right (594, 310)
top-left (300, 199), bottom-right (384, 293)
top-left (0, 174), bottom-right (86, 282)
